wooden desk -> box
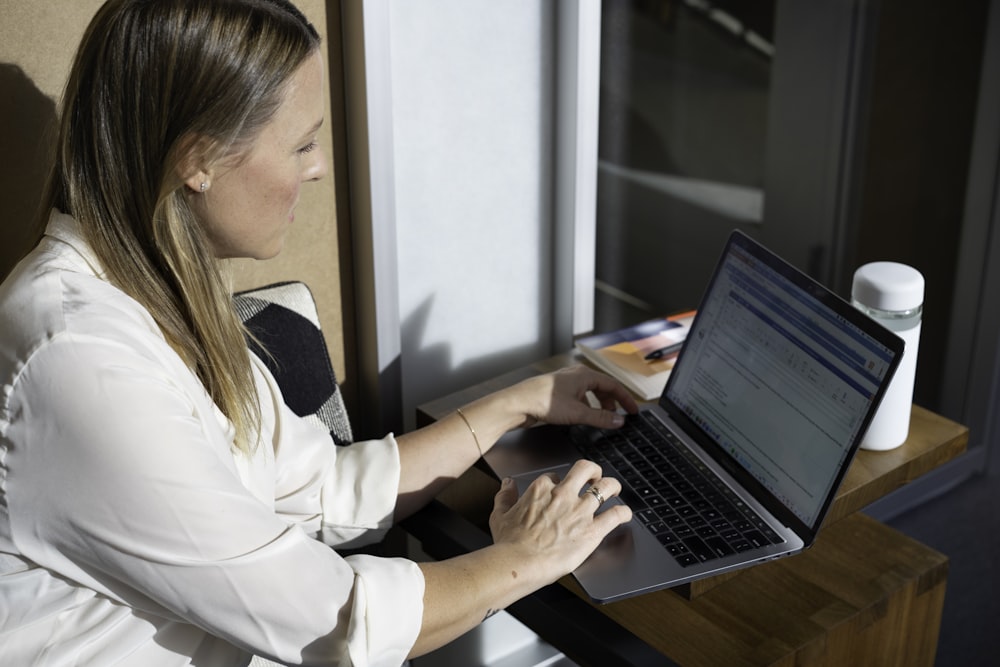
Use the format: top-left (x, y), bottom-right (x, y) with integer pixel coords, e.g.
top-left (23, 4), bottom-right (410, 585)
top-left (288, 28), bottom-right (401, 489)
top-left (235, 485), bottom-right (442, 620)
top-left (410, 353), bottom-right (968, 666)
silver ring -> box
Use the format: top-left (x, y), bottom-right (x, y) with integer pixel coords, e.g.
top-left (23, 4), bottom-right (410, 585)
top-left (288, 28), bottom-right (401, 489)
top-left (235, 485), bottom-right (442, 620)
top-left (586, 485), bottom-right (605, 506)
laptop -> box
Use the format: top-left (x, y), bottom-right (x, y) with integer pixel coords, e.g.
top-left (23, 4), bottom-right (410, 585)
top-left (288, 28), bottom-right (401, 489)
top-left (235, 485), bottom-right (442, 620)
top-left (484, 230), bottom-right (904, 603)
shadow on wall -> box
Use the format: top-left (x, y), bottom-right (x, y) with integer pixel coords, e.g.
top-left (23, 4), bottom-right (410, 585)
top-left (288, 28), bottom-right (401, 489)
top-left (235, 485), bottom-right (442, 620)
top-left (0, 63), bottom-right (57, 281)
top-left (398, 295), bottom-right (556, 433)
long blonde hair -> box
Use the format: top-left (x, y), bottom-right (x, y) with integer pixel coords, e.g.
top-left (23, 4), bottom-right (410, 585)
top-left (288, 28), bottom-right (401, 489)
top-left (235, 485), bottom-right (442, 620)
top-left (45, 0), bottom-right (321, 454)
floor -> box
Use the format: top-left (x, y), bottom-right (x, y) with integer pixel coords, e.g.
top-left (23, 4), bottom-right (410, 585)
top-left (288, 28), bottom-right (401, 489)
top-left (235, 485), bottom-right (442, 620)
top-left (883, 467), bottom-right (1000, 666)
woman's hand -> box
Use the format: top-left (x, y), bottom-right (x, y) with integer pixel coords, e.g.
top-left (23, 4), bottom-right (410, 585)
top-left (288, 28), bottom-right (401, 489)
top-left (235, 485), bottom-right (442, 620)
top-left (489, 460), bottom-right (633, 581)
top-left (395, 366), bottom-right (636, 521)
top-left (404, 371), bottom-right (636, 657)
top-left (511, 365), bottom-right (639, 430)
top-left (412, 460), bottom-right (632, 657)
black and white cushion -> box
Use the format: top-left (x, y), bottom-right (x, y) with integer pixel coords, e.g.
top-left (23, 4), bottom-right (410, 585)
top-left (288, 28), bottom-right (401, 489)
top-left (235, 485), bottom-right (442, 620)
top-left (233, 281), bottom-right (352, 446)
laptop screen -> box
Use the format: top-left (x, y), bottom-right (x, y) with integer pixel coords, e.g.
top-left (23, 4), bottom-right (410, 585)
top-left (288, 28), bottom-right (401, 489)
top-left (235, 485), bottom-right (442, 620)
top-left (663, 231), bottom-right (901, 529)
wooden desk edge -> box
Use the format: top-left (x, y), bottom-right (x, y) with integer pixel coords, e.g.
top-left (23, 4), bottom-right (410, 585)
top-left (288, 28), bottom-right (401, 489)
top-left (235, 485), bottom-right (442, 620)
top-left (830, 405), bottom-right (969, 522)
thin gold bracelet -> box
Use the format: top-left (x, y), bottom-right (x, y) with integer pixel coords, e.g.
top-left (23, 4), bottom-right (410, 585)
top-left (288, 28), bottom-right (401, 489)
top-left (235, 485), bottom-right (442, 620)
top-left (455, 407), bottom-right (484, 458)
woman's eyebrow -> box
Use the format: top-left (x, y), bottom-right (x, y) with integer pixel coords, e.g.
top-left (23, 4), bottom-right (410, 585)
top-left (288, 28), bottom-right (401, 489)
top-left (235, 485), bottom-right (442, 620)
top-left (297, 118), bottom-right (324, 141)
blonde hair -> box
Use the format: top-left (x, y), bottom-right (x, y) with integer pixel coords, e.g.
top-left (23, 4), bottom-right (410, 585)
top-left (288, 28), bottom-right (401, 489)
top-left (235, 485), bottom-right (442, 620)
top-left (45, 0), bottom-right (321, 454)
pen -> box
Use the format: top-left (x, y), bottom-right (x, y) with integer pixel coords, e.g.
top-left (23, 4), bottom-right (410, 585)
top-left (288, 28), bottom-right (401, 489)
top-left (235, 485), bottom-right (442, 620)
top-left (644, 341), bottom-right (684, 360)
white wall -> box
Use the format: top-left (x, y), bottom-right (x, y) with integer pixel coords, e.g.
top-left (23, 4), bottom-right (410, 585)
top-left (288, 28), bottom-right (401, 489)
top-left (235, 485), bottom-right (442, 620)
top-left (389, 1), bottom-right (557, 429)
top-left (344, 0), bottom-right (600, 435)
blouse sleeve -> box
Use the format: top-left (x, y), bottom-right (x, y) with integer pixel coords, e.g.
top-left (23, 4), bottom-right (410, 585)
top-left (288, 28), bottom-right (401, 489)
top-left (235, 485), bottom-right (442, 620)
top-left (3, 332), bottom-right (424, 666)
top-left (249, 353), bottom-right (402, 550)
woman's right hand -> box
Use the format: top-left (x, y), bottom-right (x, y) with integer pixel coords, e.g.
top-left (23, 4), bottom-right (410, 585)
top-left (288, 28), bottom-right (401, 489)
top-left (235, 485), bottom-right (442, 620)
top-left (412, 459), bottom-right (631, 658)
top-left (488, 459), bottom-right (632, 583)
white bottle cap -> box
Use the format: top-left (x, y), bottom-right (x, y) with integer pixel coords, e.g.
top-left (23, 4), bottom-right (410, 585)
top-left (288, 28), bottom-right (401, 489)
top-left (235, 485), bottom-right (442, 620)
top-left (851, 262), bottom-right (924, 312)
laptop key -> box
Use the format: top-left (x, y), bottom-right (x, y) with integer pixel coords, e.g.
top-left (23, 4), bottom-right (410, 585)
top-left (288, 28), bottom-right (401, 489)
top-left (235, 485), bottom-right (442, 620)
top-left (712, 518), bottom-right (734, 531)
top-left (760, 526), bottom-right (782, 544)
top-left (701, 508), bottom-right (722, 521)
top-left (648, 520), bottom-right (668, 534)
top-left (675, 553), bottom-right (699, 567)
top-left (706, 537), bottom-right (736, 559)
top-left (720, 528), bottom-right (741, 541)
top-left (696, 525), bottom-right (717, 538)
top-left (682, 536), bottom-right (714, 562)
top-left (634, 485), bottom-right (657, 498)
top-left (621, 469), bottom-right (642, 485)
top-left (620, 488), bottom-right (647, 510)
top-left (635, 509), bottom-right (659, 525)
top-left (667, 543), bottom-right (689, 557)
top-left (657, 531), bottom-right (680, 546)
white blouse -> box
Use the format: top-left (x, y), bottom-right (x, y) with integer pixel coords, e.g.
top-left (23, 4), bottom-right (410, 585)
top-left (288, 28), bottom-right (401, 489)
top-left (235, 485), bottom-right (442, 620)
top-left (0, 212), bottom-right (424, 666)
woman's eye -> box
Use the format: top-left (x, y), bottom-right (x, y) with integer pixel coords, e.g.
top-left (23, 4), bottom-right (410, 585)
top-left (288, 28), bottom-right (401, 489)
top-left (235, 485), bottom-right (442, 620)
top-left (298, 141), bottom-right (318, 155)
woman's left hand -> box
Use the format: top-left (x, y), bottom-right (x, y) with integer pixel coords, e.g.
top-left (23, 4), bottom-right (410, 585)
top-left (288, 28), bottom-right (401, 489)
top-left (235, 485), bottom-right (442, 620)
top-left (395, 365), bottom-right (636, 521)
top-left (511, 365), bottom-right (639, 430)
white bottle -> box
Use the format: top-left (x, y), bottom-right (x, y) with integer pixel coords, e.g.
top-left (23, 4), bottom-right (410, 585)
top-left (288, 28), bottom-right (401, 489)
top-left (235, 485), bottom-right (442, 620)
top-left (851, 262), bottom-right (924, 451)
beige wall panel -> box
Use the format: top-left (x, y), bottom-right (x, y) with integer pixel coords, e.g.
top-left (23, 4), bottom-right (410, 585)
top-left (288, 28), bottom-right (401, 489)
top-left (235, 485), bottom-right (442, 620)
top-left (0, 0), bottom-right (346, 382)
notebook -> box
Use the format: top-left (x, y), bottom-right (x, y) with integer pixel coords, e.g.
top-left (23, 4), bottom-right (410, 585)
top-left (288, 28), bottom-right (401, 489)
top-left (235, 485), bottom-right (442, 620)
top-left (484, 230), bottom-right (904, 603)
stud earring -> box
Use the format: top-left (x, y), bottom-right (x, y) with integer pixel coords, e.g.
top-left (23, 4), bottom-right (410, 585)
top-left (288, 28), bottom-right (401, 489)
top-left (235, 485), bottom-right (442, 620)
top-left (199, 182), bottom-right (208, 192)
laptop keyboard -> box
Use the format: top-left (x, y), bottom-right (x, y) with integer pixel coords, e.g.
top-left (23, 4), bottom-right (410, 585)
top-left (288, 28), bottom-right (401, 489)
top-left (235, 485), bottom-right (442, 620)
top-left (572, 412), bottom-right (784, 568)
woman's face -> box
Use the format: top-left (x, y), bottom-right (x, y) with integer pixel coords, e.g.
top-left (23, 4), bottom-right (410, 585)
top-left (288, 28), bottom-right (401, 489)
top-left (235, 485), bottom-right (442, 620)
top-left (192, 50), bottom-right (328, 259)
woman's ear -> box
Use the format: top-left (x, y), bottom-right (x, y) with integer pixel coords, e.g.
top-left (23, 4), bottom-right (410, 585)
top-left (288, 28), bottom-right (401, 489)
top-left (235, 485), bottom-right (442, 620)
top-left (183, 172), bottom-right (211, 194)
top-left (174, 133), bottom-right (214, 194)
top-left (183, 173), bottom-right (211, 194)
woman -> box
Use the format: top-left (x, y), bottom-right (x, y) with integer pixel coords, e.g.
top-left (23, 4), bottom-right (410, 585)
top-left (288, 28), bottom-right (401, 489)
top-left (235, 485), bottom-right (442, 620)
top-left (0, 1), bottom-right (637, 665)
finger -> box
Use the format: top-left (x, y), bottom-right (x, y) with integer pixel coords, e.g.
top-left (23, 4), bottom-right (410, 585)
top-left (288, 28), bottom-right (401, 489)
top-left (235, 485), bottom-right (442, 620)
top-left (597, 394), bottom-right (620, 412)
top-left (593, 502), bottom-right (633, 529)
top-left (515, 470), bottom-right (561, 507)
top-left (559, 459), bottom-right (604, 492)
top-left (595, 476), bottom-right (623, 501)
top-left (492, 477), bottom-right (519, 515)
top-left (566, 404), bottom-right (626, 430)
top-left (581, 484), bottom-right (606, 507)
top-left (592, 383), bottom-right (639, 416)
top-left (580, 476), bottom-right (623, 509)
top-left (574, 366), bottom-right (637, 402)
